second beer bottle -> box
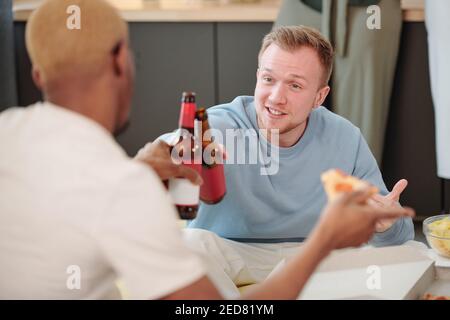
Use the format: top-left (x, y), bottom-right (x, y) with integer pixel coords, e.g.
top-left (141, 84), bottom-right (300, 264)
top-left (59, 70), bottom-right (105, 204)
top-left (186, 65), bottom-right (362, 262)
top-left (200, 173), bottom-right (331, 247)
top-left (196, 108), bottom-right (226, 204)
top-left (168, 92), bottom-right (201, 220)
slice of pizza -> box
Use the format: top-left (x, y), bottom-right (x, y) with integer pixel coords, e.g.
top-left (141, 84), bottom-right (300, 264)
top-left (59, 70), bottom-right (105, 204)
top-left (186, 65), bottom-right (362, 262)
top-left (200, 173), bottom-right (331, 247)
top-left (321, 169), bottom-right (379, 202)
top-left (422, 293), bottom-right (450, 300)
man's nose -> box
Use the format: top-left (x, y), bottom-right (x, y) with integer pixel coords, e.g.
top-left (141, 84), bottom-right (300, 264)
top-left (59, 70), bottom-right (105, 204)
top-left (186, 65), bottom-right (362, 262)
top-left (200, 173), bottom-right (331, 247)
top-left (268, 84), bottom-right (287, 105)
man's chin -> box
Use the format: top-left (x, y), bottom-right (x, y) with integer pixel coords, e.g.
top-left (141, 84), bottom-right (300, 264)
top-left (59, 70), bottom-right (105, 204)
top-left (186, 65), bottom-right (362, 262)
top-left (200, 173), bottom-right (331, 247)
top-left (258, 119), bottom-right (285, 134)
top-left (113, 120), bottom-right (131, 137)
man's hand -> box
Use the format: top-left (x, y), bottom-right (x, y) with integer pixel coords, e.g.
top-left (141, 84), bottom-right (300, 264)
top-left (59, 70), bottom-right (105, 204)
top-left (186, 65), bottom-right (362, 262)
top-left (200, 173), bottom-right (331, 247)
top-left (368, 179), bottom-right (408, 233)
top-left (313, 187), bottom-right (415, 250)
top-left (134, 140), bottom-right (202, 185)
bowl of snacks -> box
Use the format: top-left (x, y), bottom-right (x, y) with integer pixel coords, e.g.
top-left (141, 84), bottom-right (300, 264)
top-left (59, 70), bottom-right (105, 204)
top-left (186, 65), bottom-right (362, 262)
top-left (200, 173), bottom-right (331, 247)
top-left (423, 214), bottom-right (450, 258)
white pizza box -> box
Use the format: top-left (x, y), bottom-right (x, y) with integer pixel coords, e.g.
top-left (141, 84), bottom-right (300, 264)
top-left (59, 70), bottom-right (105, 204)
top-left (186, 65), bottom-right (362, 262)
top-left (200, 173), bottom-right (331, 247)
top-left (293, 244), bottom-right (450, 300)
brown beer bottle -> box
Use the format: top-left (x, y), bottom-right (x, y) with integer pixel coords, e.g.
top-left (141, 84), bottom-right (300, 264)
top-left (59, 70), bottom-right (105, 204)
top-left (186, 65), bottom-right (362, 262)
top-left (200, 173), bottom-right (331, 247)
top-left (168, 92), bottom-right (201, 219)
top-left (196, 108), bottom-right (226, 204)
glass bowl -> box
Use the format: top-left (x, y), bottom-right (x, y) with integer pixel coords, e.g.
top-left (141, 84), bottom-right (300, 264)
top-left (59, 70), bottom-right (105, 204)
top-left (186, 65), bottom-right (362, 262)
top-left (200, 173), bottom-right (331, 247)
top-left (423, 214), bottom-right (450, 258)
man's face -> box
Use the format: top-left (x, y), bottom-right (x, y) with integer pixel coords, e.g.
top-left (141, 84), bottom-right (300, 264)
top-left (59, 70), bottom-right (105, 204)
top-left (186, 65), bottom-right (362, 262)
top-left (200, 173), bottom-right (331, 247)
top-left (254, 44), bottom-right (329, 146)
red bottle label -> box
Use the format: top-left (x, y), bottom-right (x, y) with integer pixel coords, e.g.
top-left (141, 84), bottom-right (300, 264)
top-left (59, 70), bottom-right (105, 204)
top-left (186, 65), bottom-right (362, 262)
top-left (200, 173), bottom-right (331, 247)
top-left (200, 164), bottom-right (226, 203)
top-left (184, 162), bottom-right (202, 174)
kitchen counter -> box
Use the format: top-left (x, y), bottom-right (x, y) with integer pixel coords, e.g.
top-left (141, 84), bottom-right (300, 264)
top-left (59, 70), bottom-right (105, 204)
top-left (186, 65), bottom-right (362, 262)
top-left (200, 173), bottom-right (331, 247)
top-left (13, 0), bottom-right (425, 22)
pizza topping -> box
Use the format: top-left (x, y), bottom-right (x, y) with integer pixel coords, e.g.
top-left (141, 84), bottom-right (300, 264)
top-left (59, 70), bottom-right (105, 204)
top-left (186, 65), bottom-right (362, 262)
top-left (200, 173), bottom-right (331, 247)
top-left (321, 169), bottom-right (379, 202)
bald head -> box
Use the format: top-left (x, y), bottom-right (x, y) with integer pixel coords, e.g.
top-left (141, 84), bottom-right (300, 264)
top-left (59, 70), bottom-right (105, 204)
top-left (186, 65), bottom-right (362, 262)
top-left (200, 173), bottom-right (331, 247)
top-left (26, 0), bottom-right (128, 85)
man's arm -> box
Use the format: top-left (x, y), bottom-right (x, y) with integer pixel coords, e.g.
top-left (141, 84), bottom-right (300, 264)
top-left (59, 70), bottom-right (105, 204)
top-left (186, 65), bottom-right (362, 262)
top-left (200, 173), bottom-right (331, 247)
top-left (161, 233), bottom-right (329, 300)
top-left (352, 133), bottom-right (415, 246)
top-left (160, 190), bottom-right (415, 300)
top-left (135, 139), bottom-right (202, 185)
top-left (161, 276), bottom-right (223, 300)
top-left (368, 179), bottom-right (415, 246)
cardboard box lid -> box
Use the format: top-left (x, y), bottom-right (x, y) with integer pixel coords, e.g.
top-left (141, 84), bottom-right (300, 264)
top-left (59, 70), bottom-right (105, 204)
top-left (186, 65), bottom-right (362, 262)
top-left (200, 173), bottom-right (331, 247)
top-left (298, 245), bottom-right (434, 300)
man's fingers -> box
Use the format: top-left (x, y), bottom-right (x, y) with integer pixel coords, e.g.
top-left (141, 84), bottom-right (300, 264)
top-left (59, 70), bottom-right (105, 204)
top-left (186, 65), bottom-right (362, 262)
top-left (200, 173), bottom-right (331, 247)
top-left (135, 142), bottom-right (153, 159)
top-left (340, 187), bottom-right (374, 204)
top-left (136, 140), bottom-right (172, 161)
top-left (372, 206), bottom-right (415, 220)
top-left (155, 139), bottom-right (170, 149)
top-left (152, 140), bottom-right (172, 156)
top-left (388, 179), bottom-right (408, 201)
top-left (371, 193), bottom-right (384, 202)
top-left (367, 198), bottom-right (380, 208)
top-left (176, 165), bottom-right (203, 186)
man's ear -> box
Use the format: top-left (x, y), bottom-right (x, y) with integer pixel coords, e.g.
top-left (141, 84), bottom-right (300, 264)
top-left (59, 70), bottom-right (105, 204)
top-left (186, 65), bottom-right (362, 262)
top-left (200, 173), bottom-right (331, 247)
top-left (313, 85), bottom-right (330, 109)
top-left (31, 66), bottom-right (43, 90)
top-left (112, 40), bottom-right (128, 77)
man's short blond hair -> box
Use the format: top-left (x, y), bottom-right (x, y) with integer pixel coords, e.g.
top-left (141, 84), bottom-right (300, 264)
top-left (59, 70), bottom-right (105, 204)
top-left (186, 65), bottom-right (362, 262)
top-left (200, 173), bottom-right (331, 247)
top-left (26, 0), bottom-right (128, 85)
top-left (259, 26), bottom-right (334, 86)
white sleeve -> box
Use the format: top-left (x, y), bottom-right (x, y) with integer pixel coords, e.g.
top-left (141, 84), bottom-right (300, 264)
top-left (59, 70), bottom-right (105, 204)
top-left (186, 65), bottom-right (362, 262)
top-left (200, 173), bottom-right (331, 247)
top-left (93, 162), bottom-right (206, 299)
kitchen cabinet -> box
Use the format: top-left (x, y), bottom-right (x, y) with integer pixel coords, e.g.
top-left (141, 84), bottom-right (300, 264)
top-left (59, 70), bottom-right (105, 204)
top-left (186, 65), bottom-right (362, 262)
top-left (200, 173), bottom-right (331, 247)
top-left (11, 19), bottom-right (447, 216)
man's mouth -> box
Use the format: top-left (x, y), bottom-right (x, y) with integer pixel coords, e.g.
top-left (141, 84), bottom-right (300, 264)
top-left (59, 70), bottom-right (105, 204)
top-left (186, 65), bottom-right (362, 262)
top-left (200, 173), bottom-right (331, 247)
top-left (266, 107), bottom-right (287, 117)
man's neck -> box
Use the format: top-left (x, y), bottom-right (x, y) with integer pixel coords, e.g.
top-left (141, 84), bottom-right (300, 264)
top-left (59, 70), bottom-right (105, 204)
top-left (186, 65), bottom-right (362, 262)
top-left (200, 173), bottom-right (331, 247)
top-left (278, 120), bottom-right (308, 148)
top-left (262, 119), bottom-right (308, 148)
top-left (45, 81), bottom-right (116, 134)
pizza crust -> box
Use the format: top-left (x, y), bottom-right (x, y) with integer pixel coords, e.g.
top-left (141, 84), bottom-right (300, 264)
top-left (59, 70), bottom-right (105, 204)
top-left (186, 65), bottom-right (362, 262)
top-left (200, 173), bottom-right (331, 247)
top-left (422, 293), bottom-right (450, 300)
top-left (321, 169), bottom-right (379, 201)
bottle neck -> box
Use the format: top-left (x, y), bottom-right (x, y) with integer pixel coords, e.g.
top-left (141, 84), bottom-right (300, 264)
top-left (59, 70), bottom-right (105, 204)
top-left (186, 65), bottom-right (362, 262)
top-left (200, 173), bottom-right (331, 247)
top-left (179, 102), bottom-right (196, 130)
top-left (200, 120), bottom-right (212, 149)
top-left (196, 110), bottom-right (211, 146)
top-left (201, 118), bottom-right (210, 135)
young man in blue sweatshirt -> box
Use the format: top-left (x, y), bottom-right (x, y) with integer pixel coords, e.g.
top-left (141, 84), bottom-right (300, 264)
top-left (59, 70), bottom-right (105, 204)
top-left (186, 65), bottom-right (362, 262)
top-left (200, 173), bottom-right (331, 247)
top-left (151, 26), bottom-right (414, 297)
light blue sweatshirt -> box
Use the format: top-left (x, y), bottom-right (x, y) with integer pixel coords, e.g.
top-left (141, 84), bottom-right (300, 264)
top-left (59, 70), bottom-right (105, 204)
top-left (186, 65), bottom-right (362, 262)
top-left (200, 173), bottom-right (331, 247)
top-left (162, 96), bottom-right (414, 246)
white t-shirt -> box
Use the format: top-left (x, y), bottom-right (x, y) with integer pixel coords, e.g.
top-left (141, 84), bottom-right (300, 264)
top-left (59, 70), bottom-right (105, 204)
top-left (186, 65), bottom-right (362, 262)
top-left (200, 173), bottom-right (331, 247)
top-left (0, 102), bottom-right (206, 299)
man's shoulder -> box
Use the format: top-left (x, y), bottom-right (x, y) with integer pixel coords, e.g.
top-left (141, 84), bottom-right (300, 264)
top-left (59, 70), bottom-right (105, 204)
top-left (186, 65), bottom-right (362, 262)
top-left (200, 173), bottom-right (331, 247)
top-left (208, 96), bottom-right (253, 111)
top-left (0, 105), bottom-right (35, 129)
top-left (206, 96), bottom-right (255, 130)
top-left (312, 106), bottom-right (361, 137)
top-left (0, 103), bottom-right (156, 190)
top-left (86, 152), bottom-right (160, 193)
top-left (313, 106), bottom-right (356, 127)
top-left (0, 105), bottom-right (25, 117)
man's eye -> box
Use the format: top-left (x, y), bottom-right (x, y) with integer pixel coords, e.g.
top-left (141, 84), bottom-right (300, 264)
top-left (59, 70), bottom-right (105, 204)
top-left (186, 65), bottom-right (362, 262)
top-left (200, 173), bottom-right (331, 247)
top-left (263, 76), bottom-right (272, 82)
top-left (291, 83), bottom-right (302, 90)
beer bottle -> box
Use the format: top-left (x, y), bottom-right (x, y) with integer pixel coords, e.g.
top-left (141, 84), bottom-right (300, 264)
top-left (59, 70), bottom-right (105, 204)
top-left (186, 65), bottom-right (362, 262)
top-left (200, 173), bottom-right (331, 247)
top-left (196, 108), bottom-right (226, 204)
top-left (168, 92), bottom-right (201, 219)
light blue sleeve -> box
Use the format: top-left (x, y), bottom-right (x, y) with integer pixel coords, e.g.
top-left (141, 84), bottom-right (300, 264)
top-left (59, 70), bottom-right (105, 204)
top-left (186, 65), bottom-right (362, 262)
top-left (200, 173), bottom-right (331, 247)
top-left (352, 132), bottom-right (415, 247)
top-left (156, 103), bottom-right (236, 145)
top-left (352, 131), bottom-right (388, 195)
top-left (156, 132), bottom-right (176, 144)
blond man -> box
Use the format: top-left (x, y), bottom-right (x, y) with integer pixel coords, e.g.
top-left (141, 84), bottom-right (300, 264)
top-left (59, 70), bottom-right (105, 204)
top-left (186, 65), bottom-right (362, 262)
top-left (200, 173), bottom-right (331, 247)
top-left (153, 26), bottom-right (414, 297)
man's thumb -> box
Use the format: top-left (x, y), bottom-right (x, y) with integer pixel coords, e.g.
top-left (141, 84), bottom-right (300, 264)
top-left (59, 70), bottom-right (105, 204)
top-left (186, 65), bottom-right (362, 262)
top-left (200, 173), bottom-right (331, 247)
top-left (177, 165), bottom-right (203, 186)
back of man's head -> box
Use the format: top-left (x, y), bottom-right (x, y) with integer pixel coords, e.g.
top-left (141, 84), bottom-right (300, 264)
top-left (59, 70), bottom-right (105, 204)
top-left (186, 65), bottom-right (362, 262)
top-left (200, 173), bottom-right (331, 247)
top-left (26, 0), bottom-right (128, 86)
